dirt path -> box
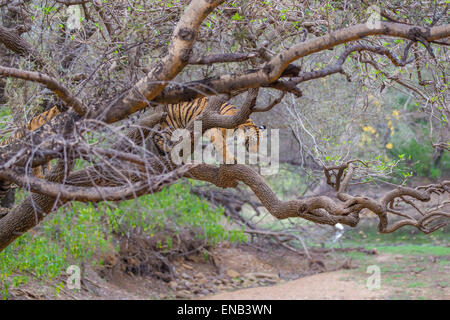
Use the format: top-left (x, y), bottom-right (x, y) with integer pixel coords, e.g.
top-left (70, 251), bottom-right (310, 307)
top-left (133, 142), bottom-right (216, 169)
top-left (205, 270), bottom-right (387, 300)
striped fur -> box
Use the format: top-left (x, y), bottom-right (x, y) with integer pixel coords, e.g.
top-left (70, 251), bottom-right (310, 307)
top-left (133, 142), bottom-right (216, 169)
top-left (154, 98), bottom-right (263, 163)
top-left (1, 105), bottom-right (61, 146)
top-left (0, 106), bottom-right (61, 205)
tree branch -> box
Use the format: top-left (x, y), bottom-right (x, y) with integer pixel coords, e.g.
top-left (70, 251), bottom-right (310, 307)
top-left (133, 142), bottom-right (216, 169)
top-left (92, 0), bottom-right (226, 123)
top-left (0, 66), bottom-right (87, 115)
top-left (186, 163), bottom-right (449, 234)
top-left (150, 22), bottom-right (450, 104)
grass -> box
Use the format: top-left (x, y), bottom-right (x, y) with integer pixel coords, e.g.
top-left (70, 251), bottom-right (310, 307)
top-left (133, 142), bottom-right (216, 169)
top-left (408, 282), bottom-right (426, 288)
top-left (330, 231), bottom-right (449, 300)
top-left (342, 223), bottom-right (448, 246)
top-left (375, 245), bottom-right (450, 256)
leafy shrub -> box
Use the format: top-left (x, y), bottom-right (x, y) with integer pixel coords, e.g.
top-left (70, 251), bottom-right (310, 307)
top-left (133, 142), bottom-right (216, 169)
top-left (389, 137), bottom-right (449, 179)
top-left (104, 182), bottom-right (246, 246)
top-left (0, 182), bottom-right (244, 299)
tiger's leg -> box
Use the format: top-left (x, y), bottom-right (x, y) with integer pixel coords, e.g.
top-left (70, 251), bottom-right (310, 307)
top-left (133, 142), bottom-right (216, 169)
top-left (222, 128), bottom-right (236, 164)
top-left (32, 166), bottom-right (44, 179)
top-left (206, 128), bottom-right (235, 164)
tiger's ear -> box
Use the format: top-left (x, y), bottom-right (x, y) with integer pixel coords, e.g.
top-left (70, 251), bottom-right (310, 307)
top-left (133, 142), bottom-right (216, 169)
top-left (259, 125), bottom-right (266, 130)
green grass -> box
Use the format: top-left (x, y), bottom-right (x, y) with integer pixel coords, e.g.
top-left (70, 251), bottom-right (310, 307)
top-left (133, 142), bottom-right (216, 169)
top-left (437, 259), bottom-right (450, 266)
top-left (374, 245), bottom-right (450, 256)
top-left (341, 223), bottom-right (448, 249)
top-left (408, 282), bottom-right (426, 288)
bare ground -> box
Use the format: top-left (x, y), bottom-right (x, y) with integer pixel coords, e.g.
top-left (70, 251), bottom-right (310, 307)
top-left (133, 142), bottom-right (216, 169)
top-left (205, 270), bottom-right (388, 300)
top-left (8, 242), bottom-right (449, 300)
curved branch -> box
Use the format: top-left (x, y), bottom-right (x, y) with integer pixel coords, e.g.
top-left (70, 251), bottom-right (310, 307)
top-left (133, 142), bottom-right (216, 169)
top-left (186, 164), bottom-right (449, 233)
top-left (290, 44), bottom-right (414, 84)
top-left (0, 166), bottom-right (188, 202)
top-left (0, 66), bottom-right (87, 115)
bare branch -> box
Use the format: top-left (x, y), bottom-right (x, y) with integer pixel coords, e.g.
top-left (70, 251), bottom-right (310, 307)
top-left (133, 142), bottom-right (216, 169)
top-left (0, 66), bottom-right (87, 115)
top-left (92, 0), bottom-right (226, 123)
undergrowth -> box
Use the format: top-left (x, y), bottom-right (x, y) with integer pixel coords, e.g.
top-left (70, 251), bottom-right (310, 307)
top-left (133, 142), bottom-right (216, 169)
top-left (0, 182), bottom-right (245, 299)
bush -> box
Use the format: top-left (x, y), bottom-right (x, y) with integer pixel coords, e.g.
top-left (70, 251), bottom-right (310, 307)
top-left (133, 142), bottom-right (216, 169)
top-left (389, 137), bottom-right (449, 179)
top-left (0, 182), bottom-right (245, 299)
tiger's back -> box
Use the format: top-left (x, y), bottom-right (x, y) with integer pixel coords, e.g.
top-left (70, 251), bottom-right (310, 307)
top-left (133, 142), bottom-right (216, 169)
top-left (155, 97), bottom-right (263, 162)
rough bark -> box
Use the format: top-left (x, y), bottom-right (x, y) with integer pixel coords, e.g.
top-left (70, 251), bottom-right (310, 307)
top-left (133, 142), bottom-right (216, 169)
top-left (0, 159), bottom-right (71, 252)
top-left (91, 0), bottom-right (226, 123)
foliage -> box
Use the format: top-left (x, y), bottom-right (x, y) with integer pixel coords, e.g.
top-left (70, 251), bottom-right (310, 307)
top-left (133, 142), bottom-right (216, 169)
top-left (264, 165), bottom-right (309, 200)
top-left (0, 182), bottom-right (244, 299)
top-left (389, 126), bottom-right (450, 180)
top-left (104, 182), bottom-right (246, 246)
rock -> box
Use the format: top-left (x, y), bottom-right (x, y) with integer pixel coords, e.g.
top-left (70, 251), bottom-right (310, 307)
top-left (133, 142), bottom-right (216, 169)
top-left (182, 263), bottom-right (193, 270)
top-left (204, 282), bottom-right (215, 289)
top-left (176, 290), bottom-right (191, 299)
top-left (199, 289), bottom-right (210, 295)
top-left (259, 278), bottom-right (278, 285)
top-left (169, 281), bottom-right (178, 290)
top-left (246, 272), bottom-right (279, 280)
top-left (244, 273), bottom-right (256, 281)
top-left (194, 287), bottom-right (210, 295)
top-left (226, 269), bottom-right (241, 278)
top-left (180, 272), bottom-right (192, 280)
top-left (217, 284), bottom-right (226, 290)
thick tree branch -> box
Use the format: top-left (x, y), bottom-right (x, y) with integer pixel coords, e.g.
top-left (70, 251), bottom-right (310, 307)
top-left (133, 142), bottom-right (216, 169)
top-left (188, 52), bottom-right (257, 65)
top-left (0, 25), bottom-right (41, 62)
top-left (92, 0), bottom-right (225, 123)
top-left (151, 22), bottom-right (450, 104)
top-left (0, 165), bottom-right (188, 202)
top-left (186, 164), bottom-right (449, 234)
top-left (0, 159), bottom-right (71, 252)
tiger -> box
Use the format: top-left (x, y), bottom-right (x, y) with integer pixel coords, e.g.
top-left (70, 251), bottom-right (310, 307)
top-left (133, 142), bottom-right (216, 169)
top-left (1, 105), bottom-right (61, 145)
top-left (0, 105), bottom-right (61, 209)
top-left (153, 97), bottom-right (265, 164)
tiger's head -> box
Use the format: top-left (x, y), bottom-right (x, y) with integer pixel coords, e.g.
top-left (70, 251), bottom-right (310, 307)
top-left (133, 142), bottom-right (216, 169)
top-left (236, 123), bottom-right (266, 155)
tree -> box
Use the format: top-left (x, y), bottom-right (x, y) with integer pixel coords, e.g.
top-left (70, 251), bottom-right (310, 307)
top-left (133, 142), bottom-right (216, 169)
top-left (0, 0), bottom-right (448, 252)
